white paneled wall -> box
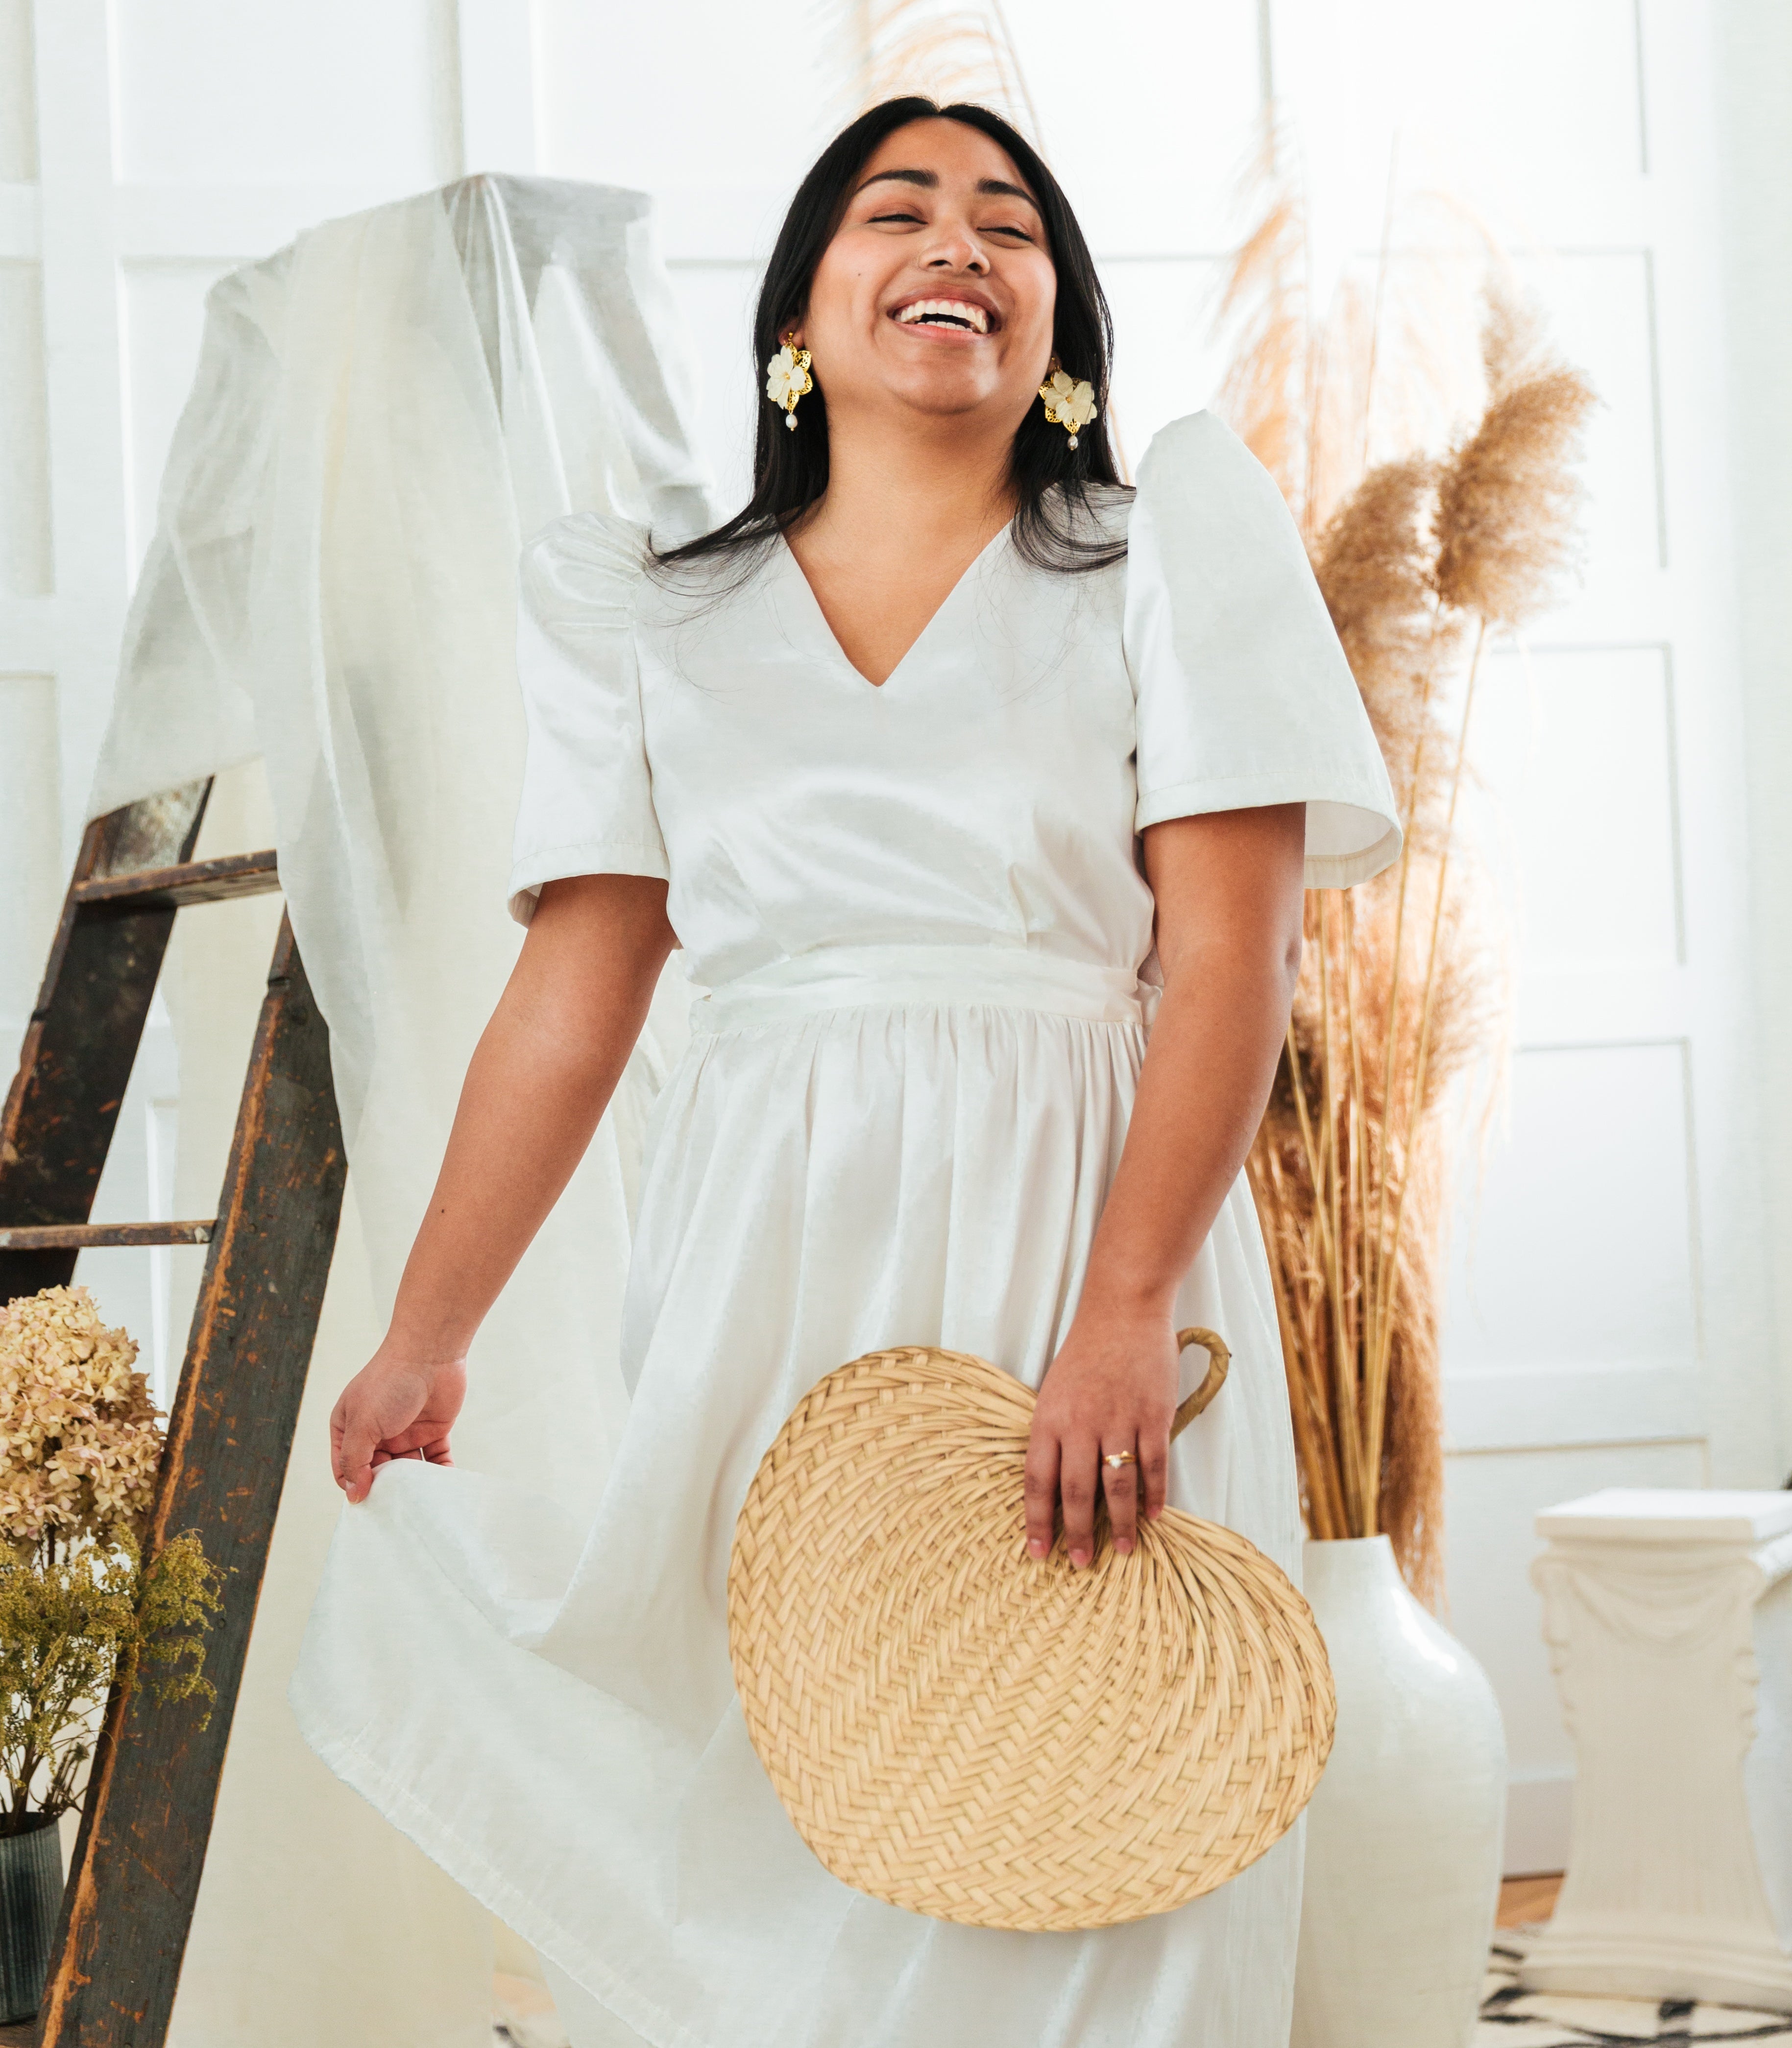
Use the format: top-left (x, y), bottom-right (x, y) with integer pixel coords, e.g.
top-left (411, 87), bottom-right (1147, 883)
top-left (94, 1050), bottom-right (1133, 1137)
top-left (0, 670), bottom-right (57, 1019)
top-left (0, 6), bottom-right (1786, 1986)
top-left (1450, 1039), bottom-right (1700, 1380)
top-left (1719, 9), bottom-right (1792, 1569)
top-left (117, 258), bottom-right (234, 571)
top-left (0, 0), bottom-right (33, 180)
top-left (1472, 647), bottom-right (1683, 974)
top-left (109, 0), bottom-right (453, 188)
top-left (0, 260), bottom-right (48, 591)
top-left (1261, 0), bottom-right (1785, 1872)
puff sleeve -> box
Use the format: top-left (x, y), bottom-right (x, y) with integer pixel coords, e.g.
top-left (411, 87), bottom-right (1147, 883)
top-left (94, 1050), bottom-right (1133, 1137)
top-left (506, 511), bottom-right (670, 925)
top-left (1125, 410), bottom-right (1402, 889)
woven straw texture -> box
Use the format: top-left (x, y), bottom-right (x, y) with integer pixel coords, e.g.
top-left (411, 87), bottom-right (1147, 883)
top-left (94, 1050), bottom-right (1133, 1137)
top-left (728, 1337), bottom-right (1335, 1932)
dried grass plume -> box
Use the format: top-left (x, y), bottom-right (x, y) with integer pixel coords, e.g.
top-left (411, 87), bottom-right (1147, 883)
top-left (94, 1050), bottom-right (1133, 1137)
top-left (1433, 279), bottom-right (1595, 627)
top-left (1220, 156), bottom-right (1598, 1601)
top-left (823, 0), bottom-right (1041, 140)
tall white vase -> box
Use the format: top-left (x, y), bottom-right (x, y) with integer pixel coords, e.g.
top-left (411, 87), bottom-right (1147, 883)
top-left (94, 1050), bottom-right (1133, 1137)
top-left (1291, 1536), bottom-right (1507, 2048)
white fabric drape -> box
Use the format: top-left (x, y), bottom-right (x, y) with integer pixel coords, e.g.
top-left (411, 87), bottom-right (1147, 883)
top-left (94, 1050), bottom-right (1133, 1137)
top-left (85, 173), bottom-right (712, 2047)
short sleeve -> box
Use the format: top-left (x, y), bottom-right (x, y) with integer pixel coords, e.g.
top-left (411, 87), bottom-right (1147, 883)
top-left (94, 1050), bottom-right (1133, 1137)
top-left (1124, 410), bottom-right (1403, 889)
top-left (506, 511), bottom-right (670, 926)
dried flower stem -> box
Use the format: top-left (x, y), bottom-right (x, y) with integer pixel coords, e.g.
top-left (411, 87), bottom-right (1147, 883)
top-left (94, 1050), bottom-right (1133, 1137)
top-left (1253, 1151), bottom-right (1345, 1540)
top-left (1364, 604), bottom-right (1450, 1385)
top-left (1360, 133), bottom-right (1402, 476)
top-left (1364, 618), bottom-right (1487, 1515)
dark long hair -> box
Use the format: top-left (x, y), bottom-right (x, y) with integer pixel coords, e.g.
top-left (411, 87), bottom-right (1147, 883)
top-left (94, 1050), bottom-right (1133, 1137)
top-left (653, 97), bottom-right (1130, 580)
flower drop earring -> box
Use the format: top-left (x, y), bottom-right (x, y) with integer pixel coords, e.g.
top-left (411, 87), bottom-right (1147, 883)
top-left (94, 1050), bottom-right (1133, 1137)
top-left (766, 332), bottom-right (813, 431)
top-left (1039, 357), bottom-right (1098, 450)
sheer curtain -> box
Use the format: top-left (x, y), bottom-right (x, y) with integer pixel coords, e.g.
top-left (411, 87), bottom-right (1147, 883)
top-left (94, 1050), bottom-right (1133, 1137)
top-left (87, 173), bottom-right (713, 2048)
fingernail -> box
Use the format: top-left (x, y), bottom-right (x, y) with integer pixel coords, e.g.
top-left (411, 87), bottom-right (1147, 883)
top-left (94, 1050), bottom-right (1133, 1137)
top-left (1028, 1538), bottom-right (1046, 1559)
top-left (1115, 1538), bottom-right (1133, 1555)
top-left (1070, 1547), bottom-right (1090, 1568)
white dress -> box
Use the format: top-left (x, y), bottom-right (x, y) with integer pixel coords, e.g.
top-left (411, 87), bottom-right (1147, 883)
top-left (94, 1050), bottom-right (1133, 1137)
top-left (291, 409), bottom-right (1401, 2048)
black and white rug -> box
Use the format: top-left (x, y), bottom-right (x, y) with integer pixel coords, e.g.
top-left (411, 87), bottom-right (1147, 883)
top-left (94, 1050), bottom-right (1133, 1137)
top-left (1481, 1935), bottom-right (1792, 2046)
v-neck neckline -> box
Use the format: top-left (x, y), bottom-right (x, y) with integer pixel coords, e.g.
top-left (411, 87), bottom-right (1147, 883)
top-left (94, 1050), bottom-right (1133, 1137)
top-left (775, 517), bottom-right (1013, 692)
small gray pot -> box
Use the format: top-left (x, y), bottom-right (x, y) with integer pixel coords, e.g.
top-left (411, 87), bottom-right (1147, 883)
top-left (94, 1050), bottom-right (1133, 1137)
top-left (0, 1819), bottom-right (64, 2024)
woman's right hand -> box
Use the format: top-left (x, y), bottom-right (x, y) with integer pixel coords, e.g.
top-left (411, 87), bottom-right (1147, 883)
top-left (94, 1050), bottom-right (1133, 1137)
top-left (330, 1347), bottom-right (468, 1504)
top-left (319, 871), bottom-right (677, 1504)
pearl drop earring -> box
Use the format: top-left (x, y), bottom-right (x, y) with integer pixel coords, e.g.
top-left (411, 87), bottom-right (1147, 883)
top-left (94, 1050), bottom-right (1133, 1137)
top-left (765, 333), bottom-right (813, 431)
top-left (1039, 357), bottom-right (1098, 450)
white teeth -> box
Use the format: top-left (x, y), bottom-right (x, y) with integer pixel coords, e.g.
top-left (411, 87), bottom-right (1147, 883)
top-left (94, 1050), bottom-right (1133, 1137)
top-left (895, 298), bottom-right (990, 334)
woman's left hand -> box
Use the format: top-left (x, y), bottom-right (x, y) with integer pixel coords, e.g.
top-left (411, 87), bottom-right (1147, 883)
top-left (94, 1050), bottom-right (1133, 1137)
top-left (1024, 1303), bottom-right (1182, 1566)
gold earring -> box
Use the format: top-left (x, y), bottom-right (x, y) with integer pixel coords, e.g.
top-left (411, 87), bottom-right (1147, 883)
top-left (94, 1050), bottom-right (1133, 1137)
top-left (766, 332), bottom-right (813, 431)
top-left (1039, 356), bottom-right (1097, 450)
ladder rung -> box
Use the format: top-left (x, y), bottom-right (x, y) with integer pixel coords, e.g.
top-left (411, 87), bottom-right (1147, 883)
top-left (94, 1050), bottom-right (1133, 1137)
top-left (0, 1220), bottom-right (215, 1251)
top-left (72, 850), bottom-right (279, 911)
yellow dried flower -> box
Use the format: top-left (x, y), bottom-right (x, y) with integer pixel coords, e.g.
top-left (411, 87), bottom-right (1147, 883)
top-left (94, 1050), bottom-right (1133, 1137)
top-left (0, 1529), bottom-right (222, 1830)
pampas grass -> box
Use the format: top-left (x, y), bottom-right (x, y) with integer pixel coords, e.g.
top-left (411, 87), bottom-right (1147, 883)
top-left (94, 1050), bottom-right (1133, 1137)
top-left (1212, 120), bottom-right (1496, 550)
top-left (1225, 144), bottom-right (1599, 1600)
top-left (821, 0), bottom-right (1041, 138)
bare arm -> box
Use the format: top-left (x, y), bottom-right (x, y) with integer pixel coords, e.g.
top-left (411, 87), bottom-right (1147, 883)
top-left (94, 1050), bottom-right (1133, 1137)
top-left (1023, 803), bottom-right (1306, 1565)
top-left (330, 872), bottom-right (677, 1502)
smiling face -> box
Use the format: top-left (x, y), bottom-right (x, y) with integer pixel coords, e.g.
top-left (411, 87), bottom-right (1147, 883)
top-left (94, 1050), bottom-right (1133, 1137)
top-left (794, 117), bottom-right (1058, 438)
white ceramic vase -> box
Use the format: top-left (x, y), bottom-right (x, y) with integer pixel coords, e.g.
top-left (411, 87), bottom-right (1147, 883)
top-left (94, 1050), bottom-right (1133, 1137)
top-left (1290, 1535), bottom-right (1507, 2048)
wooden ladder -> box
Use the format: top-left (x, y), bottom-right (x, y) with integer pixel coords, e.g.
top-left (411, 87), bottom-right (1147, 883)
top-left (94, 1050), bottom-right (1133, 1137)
top-left (0, 778), bottom-right (345, 2046)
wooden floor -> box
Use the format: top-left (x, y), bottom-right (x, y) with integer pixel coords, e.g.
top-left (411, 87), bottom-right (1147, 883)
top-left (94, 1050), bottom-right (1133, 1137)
top-left (1498, 1872), bottom-right (1564, 1928)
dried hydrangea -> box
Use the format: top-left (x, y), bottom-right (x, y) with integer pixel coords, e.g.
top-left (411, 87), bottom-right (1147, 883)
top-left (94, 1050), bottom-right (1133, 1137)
top-left (0, 1284), bottom-right (163, 1555)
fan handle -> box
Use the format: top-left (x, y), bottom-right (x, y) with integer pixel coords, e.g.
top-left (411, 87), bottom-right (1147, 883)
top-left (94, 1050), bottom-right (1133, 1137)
top-left (1168, 1327), bottom-right (1230, 1441)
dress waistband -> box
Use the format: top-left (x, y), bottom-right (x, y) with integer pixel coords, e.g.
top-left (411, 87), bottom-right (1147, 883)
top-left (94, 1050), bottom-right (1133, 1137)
top-left (687, 945), bottom-right (1157, 1033)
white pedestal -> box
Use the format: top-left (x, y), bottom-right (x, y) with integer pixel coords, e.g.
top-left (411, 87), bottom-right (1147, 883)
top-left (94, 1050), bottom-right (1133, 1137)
top-left (1524, 1488), bottom-right (1792, 2010)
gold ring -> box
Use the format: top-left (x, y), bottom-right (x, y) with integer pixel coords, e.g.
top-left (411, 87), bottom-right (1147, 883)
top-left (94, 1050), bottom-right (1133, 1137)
top-left (1102, 1449), bottom-right (1137, 1469)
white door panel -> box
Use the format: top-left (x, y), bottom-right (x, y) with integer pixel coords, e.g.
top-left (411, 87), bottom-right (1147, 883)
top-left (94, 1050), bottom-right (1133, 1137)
top-left (0, 260), bottom-right (50, 593)
top-left (1471, 645), bottom-right (1683, 973)
top-left (1447, 1042), bottom-right (1699, 1376)
top-left (118, 256), bottom-right (235, 574)
top-left (1271, 0), bottom-right (1783, 1873)
top-left (110, 0), bottom-right (450, 187)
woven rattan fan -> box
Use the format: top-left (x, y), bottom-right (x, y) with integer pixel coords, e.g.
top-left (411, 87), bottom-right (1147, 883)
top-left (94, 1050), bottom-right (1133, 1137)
top-left (727, 1329), bottom-right (1335, 1933)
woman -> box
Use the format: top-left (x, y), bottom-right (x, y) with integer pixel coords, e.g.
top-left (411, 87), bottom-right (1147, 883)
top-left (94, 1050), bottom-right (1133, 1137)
top-left (294, 97), bottom-right (1400, 2048)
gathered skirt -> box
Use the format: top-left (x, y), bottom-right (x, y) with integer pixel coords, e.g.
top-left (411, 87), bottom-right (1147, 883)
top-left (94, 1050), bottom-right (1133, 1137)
top-left (291, 996), bottom-right (1306, 2048)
